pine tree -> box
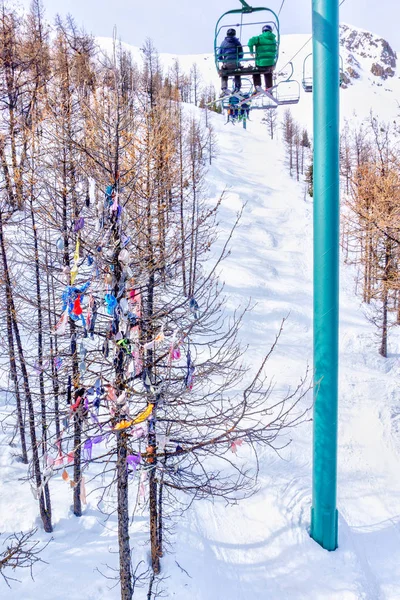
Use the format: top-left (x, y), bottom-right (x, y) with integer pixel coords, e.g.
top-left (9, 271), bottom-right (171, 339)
top-left (282, 109), bottom-right (295, 176)
top-left (344, 116), bottom-right (400, 356)
top-left (305, 162), bottom-right (313, 197)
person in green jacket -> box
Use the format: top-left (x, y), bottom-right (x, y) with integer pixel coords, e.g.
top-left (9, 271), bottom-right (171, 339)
top-left (248, 25), bottom-right (277, 92)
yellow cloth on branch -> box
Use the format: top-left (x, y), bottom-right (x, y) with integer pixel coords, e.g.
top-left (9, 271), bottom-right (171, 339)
top-left (70, 238), bottom-right (80, 284)
top-left (133, 403), bottom-right (154, 424)
top-left (73, 237), bottom-right (80, 263)
top-left (113, 404), bottom-right (154, 430)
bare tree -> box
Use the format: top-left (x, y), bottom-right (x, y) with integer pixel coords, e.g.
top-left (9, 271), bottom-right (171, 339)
top-left (0, 529), bottom-right (49, 588)
top-left (0, 11), bottom-right (311, 600)
top-left (262, 108), bottom-right (277, 140)
top-left (189, 62), bottom-right (202, 106)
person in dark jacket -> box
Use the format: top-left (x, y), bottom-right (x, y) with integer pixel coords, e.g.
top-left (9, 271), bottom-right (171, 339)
top-left (248, 24), bottom-right (277, 92)
top-left (218, 28), bottom-right (243, 96)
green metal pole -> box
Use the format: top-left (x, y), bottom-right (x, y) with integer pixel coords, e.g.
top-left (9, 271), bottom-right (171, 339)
top-left (310, 0), bottom-right (339, 551)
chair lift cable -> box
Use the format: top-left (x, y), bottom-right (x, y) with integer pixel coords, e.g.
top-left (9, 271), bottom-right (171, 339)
top-left (278, 0), bottom-right (348, 73)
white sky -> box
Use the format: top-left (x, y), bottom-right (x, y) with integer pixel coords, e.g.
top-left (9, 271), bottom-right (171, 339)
top-left (14, 0), bottom-right (399, 55)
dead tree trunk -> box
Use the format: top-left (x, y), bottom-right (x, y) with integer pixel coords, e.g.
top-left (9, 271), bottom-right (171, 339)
top-left (380, 239), bottom-right (391, 357)
top-left (0, 210), bottom-right (52, 532)
top-left (29, 195), bottom-right (52, 517)
top-left (116, 430), bottom-right (133, 600)
top-left (5, 288), bottom-right (28, 464)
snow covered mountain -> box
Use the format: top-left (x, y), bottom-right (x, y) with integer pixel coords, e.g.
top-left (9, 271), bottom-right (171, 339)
top-left (1, 25), bottom-right (400, 600)
top-left (98, 24), bottom-right (400, 130)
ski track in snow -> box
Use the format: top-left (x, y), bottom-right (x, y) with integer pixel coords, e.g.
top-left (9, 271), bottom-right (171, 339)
top-left (2, 30), bottom-right (400, 597)
top-left (167, 105), bottom-right (400, 600)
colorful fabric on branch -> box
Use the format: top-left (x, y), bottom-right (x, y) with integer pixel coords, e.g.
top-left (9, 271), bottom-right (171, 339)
top-left (130, 425), bottom-right (146, 440)
top-left (70, 395), bottom-right (82, 412)
top-left (54, 439), bottom-right (64, 466)
top-left (118, 248), bottom-right (129, 264)
top-left (126, 311), bottom-right (137, 325)
top-left (230, 439), bottom-right (243, 454)
top-left (113, 404), bottom-right (154, 430)
top-left (113, 419), bottom-right (132, 431)
top-left (169, 332), bottom-right (182, 361)
top-left (146, 445), bottom-right (156, 464)
top-left (52, 448), bottom-right (73, 466)
top-left (74, 217), bottom-right (85, 232)
top-left (110, 193), bottom-right (119, 214)
top-left (61, 468), bottom-right (76, 488)
top-left (142, 369), bottom-right (152, 392)
top-left (105, 185), bottom-right (115, 205)
top-left (119, 297), bottom-right (129, 314)
top-left (54, 308), bottom-right (68, 335)
top-left (70, 238), bottom-right (80, 284)
top-left (94, 378), bottom-right (102, 401)
top-left (79, 342), bottom-right (87, 360)
top-left (157, 434), bottom-right (168, 452)
top-left (83, 439), bottom-right (93, 461)
top-left (62, 281), bottom-right (91, 313)
top-left (72, 295), bottom-right (82, 316)
top-left (106, 385), bottom-right (117, 402)
top-left (121, 232), bottom-right (131, 247)
top-left (116, 338), bottom-right (131, 353)
top-left (116, 391), bottom-right (130, 416)
top-left (132, 345), bottom-right (142, 375)
top-left (131, 325), bottom-right (140, 342)
top-left (185, 350), bottom-right (195, 390)
top-left (126, 454), bottom-right (141, 471)
top-left (90, 411), bottom-right (100, 427)
top-left (133, 403), bottom-right (154, 424)
top-left (104, 294), bottom-right (117, 315)
top-left (189, 297), bottom-right (200, 319)
top-left (143, 330), bottom-right (165, 351)
top-left (33, 359), bottom-right (49, 375)
top-left (129, 290), bottom-right (142, 318)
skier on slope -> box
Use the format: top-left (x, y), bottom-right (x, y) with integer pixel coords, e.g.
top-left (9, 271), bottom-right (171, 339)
top-left (248, 25), bottom-right (277, 93)
top-left (218, 28), bottom-right (244, 96)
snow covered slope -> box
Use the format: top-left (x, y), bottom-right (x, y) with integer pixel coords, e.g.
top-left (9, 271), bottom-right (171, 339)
top-left (167, 107), bottom-right (400, 600)
top-left (1, 26), bottom-right (400, 600)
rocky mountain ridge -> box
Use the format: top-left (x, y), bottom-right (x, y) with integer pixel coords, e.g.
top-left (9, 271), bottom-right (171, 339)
top-left (340, 24), bottom-right (397, 85)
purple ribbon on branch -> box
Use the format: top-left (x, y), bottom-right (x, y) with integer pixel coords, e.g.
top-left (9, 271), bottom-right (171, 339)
top-left (126, 454), bottom-right (141, 476)
top-left (83, 439), bottom-right (93, 461)
top-left (74, 217), bottom-right (85, 232)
